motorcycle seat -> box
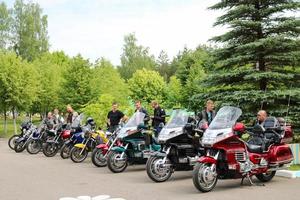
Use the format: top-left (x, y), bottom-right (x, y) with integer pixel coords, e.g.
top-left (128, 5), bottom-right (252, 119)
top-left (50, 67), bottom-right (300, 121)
top-left (246, 143), bottom-right (263, 153)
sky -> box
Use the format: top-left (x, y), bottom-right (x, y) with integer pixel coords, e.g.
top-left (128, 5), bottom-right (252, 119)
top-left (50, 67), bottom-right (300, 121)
top-left (5, 0), bottom-right (226, 65)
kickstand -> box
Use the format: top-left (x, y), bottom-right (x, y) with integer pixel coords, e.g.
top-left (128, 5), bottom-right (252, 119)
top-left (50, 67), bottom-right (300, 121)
top-left (241, 174), bottom-right (265, 186)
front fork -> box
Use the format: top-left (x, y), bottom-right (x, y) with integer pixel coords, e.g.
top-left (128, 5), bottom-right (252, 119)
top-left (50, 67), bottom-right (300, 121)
top-left (119, 143), bottom-right (129, 159)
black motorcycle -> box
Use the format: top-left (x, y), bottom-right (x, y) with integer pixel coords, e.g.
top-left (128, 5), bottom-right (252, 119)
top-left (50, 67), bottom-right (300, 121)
top-left (8, 120), bottom-right (32, 150)
top-left (146, 110), bottom-right (204, 182)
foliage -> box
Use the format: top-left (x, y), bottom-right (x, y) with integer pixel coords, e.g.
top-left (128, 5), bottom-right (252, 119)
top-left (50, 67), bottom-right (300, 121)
top-left (156, 50), bottom-right (177, 82)
top-left (128, 68), bottom-right (167, 107)
top-left (118, 33), bottom-right (156, 80)
top-left (59, 55), bottom-right (92, 111)
top-left (11, 0), bottom-right (49, 61)
top-left (0, 2), bottom-right (12, 49)
top-left (192, 0), bottom-right (300, 129)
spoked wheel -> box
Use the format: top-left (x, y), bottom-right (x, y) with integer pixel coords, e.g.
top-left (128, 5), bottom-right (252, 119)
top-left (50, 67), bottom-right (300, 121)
top-left (70, 147), bottom-right (88, 163)
top-left (8, 134), bottom-right (20, 150)
top-left (60, 144), bottom-right (72, 159)
top-left (255, 171), bottom-right (276, 182)
top-left (193, 163), bottom-right (218, 192)
top-left (107, 151), bottom-right (128, 173)
top-left (91, 148), bottom-right (107, 167)
top-left (26, 139), bottom-right (42, 154)
top-left (43, 143), bottom-right (59, 157)
top-left (146, 156), bottom-right (172, 182)
top-left (14, 140), bottom-right (26, 153)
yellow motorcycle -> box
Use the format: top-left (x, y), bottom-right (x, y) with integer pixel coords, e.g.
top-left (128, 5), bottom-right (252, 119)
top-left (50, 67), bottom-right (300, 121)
top-left (70, 128), bottom-right (106, 163)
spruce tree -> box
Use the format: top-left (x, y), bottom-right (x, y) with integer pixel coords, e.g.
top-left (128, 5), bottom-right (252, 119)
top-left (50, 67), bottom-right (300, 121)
top-left (192, 0), bottom-right (300, 128)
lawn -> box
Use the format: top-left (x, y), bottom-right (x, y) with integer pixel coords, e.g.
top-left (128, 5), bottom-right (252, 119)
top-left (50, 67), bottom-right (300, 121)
top-left (289, 164), bottom-right (300, 171)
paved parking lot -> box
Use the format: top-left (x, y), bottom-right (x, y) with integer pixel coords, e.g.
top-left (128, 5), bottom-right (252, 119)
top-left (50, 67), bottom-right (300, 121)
top-left (1, 138), bottom-right (300, 200)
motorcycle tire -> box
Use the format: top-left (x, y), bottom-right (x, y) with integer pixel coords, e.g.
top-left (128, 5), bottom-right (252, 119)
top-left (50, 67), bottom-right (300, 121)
top-left (8, 134), bottom-right (20, 150)
top-left (14, 140), bottom-right (26, 153)
top-left (255, 171), bottom-right (276, 182)
top-left (42, 143), bottom-right (59, 157)
top-left (192, 163), bottom-right (218, 193)
top-left (26, 139), bottom-right (42, 154)
top-left (70, 147), bottom-right (88, 163)
top-left (107, 151), bottom-right (128, 173)
top-left (146, 156), bottom-right (172, 182)
top-left (91, 148), bottom-right (107, 167)
top-left (60, 144), bottom-right (72, 159)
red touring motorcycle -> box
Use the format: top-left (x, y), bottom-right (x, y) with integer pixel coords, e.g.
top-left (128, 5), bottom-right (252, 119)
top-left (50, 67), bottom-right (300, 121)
top-left (192, 106), bottom-right (293, 192)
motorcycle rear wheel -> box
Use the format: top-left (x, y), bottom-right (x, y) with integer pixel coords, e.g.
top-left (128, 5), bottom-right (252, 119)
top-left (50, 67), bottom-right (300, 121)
top-left (26, 139), bottom-right (42, 154)
top-left (107, 151), bottom-right (128, 173)
top-left (192, 163), bottom-right (218, 192)
top-left (146, 156), bottom-right (172, 182)
top-left (255, 171), bottom-right (276, 182)
top-left (70, 147), bottom-right (88, 163)
top-left (43, 143), bottom-right (59, 157)
top-left (91, 148), bottom-right (107, 167)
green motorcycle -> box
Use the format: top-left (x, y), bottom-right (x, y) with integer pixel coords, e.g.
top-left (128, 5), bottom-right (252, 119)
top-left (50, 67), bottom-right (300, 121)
top-left (107, 112), bottom-right (161, 173)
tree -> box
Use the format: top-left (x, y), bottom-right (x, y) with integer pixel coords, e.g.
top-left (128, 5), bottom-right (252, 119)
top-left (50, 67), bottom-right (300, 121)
top-left (118, 33), bottom-right (156, 80)
top-left (0, 51), bottom-right (38, 134)
top-left (12, 0), bottom-right (49, 61)
top-left (31, 52), bottom-right (70, 116)
top-left (156, 50), bottom-right (176, 82)
top-left (165, 76), bottom-right (183, 108)
top-left (128, 68), bottom-right (167, 106)
top-left (59, 55), bottom-right (92, 111)
top-left (193, 0), bottom-right (300, 128)
top-left (0, 2), bottom-right (12, 50)
top-left (90, 58), bottom-right (129, 104)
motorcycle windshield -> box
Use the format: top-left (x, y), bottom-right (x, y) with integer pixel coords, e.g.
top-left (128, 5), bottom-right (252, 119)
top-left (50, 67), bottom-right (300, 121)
top-left (158, 110), bottom-right (189, 141)
top-left (118, 111), bottom-right (146, 138)
top-left (202, 106), bottom-right (242, 145)
top-left (71, 113), bottom-right (84, 128)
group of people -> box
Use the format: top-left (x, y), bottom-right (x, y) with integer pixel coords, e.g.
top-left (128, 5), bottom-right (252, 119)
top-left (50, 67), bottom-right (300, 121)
top-left (106, 100), bottom-right (166, 134)
top-left (44, 99), bottom-right (269, 133)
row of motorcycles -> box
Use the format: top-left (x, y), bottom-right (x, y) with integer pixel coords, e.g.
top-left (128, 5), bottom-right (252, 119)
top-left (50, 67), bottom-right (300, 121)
top-left (8, 106), bottom-right (294, 192)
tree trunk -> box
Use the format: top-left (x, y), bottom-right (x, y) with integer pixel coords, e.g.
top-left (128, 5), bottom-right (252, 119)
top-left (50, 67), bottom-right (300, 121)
top-left (12, 107), bottom-right (17, 134)
top-left (3, 106), bottom-right (7, 135)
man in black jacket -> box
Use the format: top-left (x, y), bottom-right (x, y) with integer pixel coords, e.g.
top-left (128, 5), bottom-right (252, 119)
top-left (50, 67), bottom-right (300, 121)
top-left (197, 100), bottom-right (216, 125)
top-left (151, 101), bottom-right (166, 134)
top-left (135, 100), bottom-right (150, 124)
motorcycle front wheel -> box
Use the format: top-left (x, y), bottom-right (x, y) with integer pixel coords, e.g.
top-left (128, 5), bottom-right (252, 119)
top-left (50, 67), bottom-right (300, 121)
top-left (14, 140), bottom-right (26, 153)
top-left (146, 156), bottom-right (172, 182)
top-left (43, 143), bottom-right (59, 157)
top-left (91, 148), bottom-right (107, 167)
top-left (192, 163), bottom-right (218, 192)
top-left (107, 151), bottom-right (128, 173)
top-left (70, 147), bottom-right (88, 163)
top-left (26, 139), bottom-right (42, 154)
top-left (60, 144), bottom-right (72, 159)
top-left (8, 134), bottom-right (20, 150)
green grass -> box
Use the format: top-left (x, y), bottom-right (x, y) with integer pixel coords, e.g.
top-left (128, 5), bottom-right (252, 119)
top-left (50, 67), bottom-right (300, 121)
top-left (289, 164), bottom-right (300, 171)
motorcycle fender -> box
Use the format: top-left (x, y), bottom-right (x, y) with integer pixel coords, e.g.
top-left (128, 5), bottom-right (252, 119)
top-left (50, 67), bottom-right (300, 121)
top-left (152, 151), bottom-right (167, 157)
top-left (96, 143), bottom-right (108, 150)
top-left (111, 146), bottom-right (126, 153)
top-left (15, 137), bottom-right (25, 143)
top-left (64, 140), bottom-right (72, 145)
top-left (74, 143), bottom-right (86, 149)
top-left (197, 156), bottom-right (217, 164)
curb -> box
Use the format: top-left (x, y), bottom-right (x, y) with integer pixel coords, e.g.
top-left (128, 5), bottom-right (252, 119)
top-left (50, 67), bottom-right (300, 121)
top-left (276, 170), bottom-right (300, 178)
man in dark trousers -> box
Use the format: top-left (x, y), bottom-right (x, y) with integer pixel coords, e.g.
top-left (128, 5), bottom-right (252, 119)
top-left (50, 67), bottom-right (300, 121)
top-left (107, 102), bottom-right (125, 132)
top-left (151, 100), bottom-right (166, 134)
top-left (197, 100), bottom-right (216, 125)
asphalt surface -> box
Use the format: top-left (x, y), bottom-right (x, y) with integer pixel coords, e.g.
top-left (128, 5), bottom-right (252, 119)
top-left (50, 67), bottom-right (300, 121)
top-left (1, 138), bottom-right (300, 200)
